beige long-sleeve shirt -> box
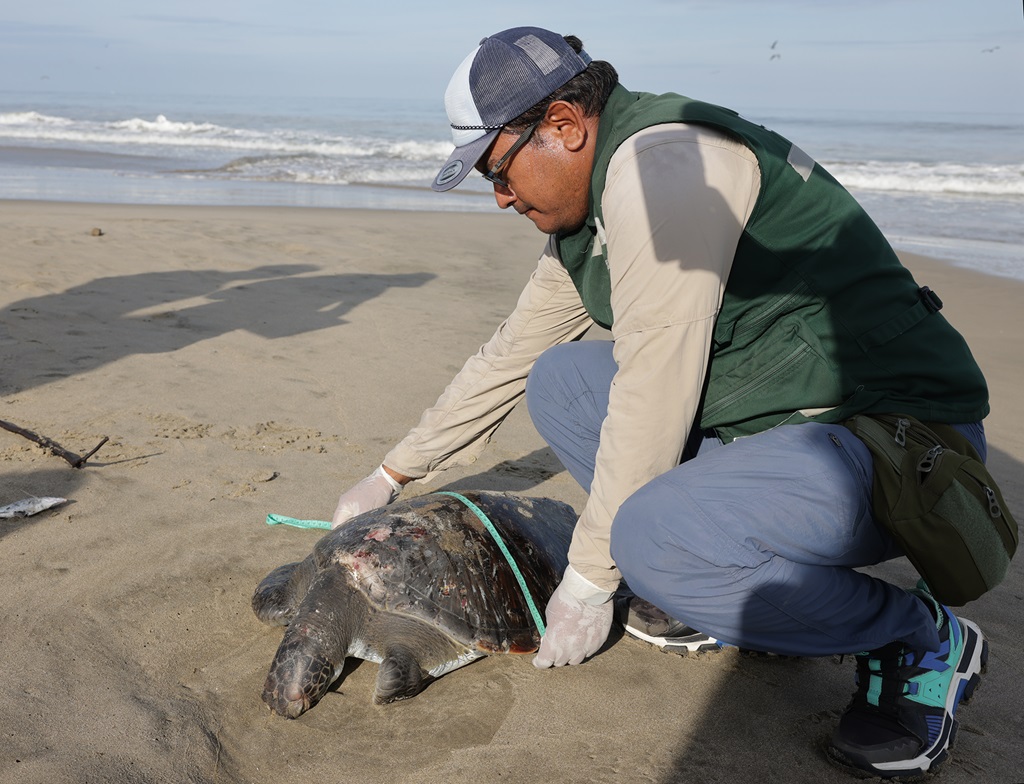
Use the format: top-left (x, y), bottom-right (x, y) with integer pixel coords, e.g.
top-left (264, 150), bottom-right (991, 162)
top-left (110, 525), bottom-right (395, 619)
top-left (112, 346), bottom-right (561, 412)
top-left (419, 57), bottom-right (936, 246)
top-left (384, 122), bottom-right (761, 592)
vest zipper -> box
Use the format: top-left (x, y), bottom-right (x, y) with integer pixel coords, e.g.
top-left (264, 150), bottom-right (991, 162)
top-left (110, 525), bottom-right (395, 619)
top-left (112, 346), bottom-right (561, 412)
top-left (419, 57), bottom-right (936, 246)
top-left (984, 486), bottom-right (1002, 518)
top-left (725, 279), bottom-right (812, 347)
top-left (703, 342), bottom-right (812, 422)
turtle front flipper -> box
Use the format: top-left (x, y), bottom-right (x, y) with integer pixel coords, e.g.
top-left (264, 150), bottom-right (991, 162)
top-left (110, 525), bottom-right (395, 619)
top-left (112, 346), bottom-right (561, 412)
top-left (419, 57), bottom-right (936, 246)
top-left (374, 644), bottom-right (428, 705)
top-left (261, 569), bottom-right (362, 718)
top-left (368, 615), bottom-right (482, 705)
top-left (252, 555), bottom-right (316, 627)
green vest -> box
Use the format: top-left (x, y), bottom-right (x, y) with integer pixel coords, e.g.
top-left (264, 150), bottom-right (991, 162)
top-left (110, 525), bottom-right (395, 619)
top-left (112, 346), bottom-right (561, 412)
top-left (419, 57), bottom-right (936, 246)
top-left (556, 85), bottom-right (988, 441)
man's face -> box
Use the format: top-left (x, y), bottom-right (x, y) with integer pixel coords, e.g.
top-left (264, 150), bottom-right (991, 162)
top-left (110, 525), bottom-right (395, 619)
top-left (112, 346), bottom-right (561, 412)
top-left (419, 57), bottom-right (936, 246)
top-left (477, 113), bottom-right (594, 236)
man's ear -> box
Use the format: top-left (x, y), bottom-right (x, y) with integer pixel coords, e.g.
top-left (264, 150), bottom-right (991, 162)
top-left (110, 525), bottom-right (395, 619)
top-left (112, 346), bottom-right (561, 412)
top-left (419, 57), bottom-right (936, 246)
top-left (544, 100), bottom-right (590, 152)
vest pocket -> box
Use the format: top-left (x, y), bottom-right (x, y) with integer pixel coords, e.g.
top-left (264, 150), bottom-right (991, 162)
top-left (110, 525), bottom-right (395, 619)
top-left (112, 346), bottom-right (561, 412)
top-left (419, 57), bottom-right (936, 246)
top-left (703, 328), bottom-right (816, 426)
top-left (702, 313), bottom-right (848, 436)
top-left (713, 277), bottom-right (812, 352)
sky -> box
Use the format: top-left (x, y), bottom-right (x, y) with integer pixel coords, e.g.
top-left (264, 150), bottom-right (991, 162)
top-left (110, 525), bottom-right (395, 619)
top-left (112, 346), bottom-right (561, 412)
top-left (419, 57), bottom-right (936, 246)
top-left (1, 0), bottom-right (1021, 116)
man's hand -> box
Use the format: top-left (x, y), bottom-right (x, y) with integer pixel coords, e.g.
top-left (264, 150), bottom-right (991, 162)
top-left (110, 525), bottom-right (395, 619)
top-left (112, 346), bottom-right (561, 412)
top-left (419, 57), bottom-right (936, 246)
top-left (533, 565), bottom-right (614, 668)
top-left (331, 465), bottom-right (404, 528)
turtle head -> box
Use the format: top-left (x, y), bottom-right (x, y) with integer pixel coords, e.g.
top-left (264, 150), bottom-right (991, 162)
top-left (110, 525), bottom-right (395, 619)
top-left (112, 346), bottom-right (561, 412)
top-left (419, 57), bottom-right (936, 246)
top-left (262, 643), bottom-right (341, 718)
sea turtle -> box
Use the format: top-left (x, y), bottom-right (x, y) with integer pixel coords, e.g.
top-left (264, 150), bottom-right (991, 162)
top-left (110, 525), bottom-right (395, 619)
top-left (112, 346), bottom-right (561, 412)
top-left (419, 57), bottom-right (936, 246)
top-left (252, 490), bottom-right (575, 717)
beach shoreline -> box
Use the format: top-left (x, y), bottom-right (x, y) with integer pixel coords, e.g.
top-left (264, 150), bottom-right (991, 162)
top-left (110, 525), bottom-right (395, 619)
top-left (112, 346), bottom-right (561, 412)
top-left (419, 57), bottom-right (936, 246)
top-left (4, 94), bottom-right (1022, 286)
top-left (2, 200), bottom-right (1021, 784)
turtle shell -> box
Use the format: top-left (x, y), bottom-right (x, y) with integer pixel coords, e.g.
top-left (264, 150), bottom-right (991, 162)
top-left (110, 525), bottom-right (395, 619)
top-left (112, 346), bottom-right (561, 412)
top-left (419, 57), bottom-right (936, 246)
top-left (311, 491), bottom-right (575, 653)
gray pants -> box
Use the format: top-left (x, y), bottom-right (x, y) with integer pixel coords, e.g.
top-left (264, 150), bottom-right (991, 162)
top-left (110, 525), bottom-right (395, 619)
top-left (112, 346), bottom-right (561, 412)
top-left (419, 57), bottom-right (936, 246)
top-left (525, 340), bottom-right (986, 656)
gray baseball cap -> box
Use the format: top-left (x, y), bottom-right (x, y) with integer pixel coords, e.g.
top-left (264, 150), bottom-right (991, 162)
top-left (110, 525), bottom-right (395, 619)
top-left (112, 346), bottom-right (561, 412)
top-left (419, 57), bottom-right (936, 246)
top-left (432, 27), bottom-right (591, 192)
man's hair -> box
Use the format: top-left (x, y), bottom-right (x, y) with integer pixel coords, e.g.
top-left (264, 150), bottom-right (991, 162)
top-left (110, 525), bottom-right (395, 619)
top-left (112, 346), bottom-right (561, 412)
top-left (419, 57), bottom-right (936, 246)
top-left (504, 35), bottom-right (618, 133)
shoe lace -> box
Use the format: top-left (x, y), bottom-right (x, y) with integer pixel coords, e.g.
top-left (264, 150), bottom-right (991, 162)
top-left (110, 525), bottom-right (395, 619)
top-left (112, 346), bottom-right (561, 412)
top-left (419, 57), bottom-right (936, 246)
top-left (852, 643), bottom-right (926, 716)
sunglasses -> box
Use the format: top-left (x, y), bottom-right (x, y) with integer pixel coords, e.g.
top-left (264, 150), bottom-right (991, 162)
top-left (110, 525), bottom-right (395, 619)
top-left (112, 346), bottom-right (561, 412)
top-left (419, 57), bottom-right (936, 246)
top-left (481, 117), bottom-right (543, 189)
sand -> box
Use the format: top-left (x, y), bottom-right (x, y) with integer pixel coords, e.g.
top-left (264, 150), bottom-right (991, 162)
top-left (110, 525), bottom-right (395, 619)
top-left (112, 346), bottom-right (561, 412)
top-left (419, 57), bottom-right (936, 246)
top-left (1, 200), bottom-right (1021, 784)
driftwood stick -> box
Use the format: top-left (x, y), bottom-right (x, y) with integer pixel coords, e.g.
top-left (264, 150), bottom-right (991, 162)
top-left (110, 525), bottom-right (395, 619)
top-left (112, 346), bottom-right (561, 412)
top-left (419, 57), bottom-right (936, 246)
top-left (0, 419), bottom-right (109, 468)
top-left (74, 436), bottom-right (110, 467)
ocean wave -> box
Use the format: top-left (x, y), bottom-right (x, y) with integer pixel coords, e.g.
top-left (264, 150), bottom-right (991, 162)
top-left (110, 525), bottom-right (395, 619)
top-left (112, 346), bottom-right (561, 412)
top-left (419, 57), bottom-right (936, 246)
top-left (2, 108), bottom-right (1019, 199)
top-left (194, 153), bottom-right (442, 186)
top-left (0, 109), bottom-right (451, 162)
top-left (0, 110), bottom-right (74, 127)
top-left (827, 160), bottom-right (1023, 198)
top-left (109, 114), bottom-right (229, 135)
top-left (182, 154), bottom-right (1024, 198)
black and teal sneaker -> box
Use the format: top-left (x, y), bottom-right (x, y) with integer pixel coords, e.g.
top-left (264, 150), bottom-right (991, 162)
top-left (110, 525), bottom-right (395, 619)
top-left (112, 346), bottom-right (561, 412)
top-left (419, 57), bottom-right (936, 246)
top-left (829, 588), bottom-right (988, 779)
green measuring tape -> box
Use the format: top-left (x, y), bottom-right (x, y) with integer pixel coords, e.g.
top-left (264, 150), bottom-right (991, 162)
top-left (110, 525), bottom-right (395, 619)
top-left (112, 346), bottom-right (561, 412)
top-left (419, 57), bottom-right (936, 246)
top-left (436, 491), bottom-right (546, 637)
top-left (265, 513), bottom-right (331, 530)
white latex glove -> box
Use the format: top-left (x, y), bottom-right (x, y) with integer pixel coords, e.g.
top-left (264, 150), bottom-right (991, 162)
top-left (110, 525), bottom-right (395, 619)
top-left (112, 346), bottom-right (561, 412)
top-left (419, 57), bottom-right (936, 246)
top-left (331, 464), bottom-right (403, 528)
top-left (533, 565), bottom-right (615, 668)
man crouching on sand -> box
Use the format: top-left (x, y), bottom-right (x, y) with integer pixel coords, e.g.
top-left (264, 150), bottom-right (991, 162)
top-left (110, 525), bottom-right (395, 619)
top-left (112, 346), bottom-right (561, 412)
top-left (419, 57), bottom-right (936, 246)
top-left (331, 27), bottom-right (991, 779)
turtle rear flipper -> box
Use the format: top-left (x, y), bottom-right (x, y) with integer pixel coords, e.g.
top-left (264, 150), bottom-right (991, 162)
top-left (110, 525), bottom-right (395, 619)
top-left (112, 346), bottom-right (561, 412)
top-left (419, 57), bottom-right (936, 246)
top-left (374, 644), bottom-right (428, 705)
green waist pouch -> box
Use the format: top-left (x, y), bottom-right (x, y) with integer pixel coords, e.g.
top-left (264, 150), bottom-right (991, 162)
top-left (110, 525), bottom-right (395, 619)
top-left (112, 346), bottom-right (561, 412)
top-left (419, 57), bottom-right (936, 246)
top-left (845, 413), bottom-right (1018, 606)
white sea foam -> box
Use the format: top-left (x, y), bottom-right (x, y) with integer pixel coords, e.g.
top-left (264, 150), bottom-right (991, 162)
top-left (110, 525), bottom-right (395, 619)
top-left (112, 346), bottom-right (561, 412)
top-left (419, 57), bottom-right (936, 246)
top-left (3, 109), bottom-right (1019, 199)
top-left (0, 110), bottom-right (450, 165)
top-left (0, 110), bottom-right (74, 126)
top-left (827, 160), bottom-right (1023, 198)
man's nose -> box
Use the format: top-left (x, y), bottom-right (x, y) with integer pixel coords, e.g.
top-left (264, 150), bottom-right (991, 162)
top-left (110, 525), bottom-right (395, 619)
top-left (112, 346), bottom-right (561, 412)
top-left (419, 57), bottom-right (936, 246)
top-left (492, 182), bottom-right (517, 209)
